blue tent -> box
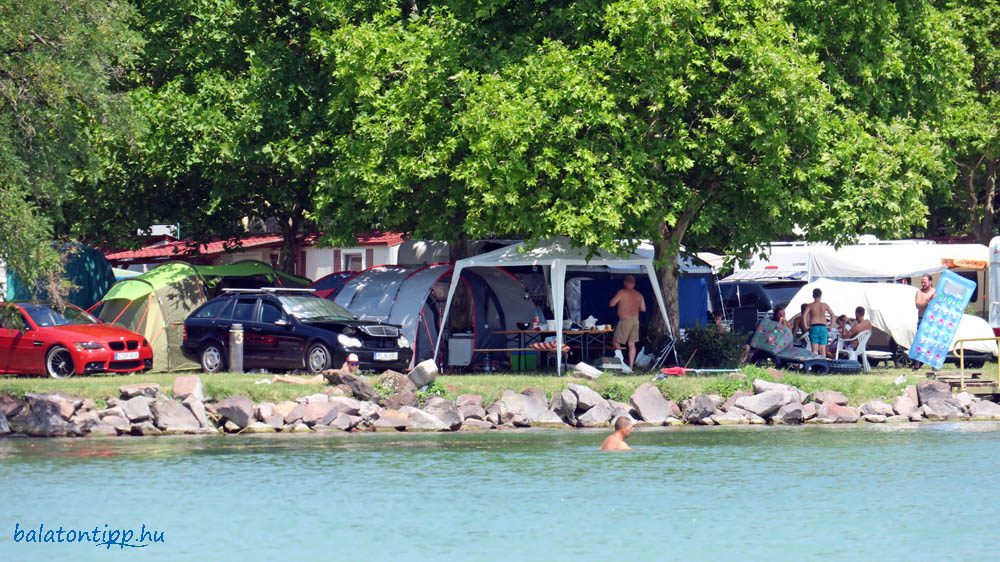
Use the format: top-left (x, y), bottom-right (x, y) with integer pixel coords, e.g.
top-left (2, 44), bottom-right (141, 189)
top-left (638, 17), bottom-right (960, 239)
top-left (578, 275), bottom-right (709, 330)
top-left (6, 243), bottom-right (116, 310)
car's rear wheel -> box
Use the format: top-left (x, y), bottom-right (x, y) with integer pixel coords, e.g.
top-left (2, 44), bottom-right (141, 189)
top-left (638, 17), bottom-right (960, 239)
top-left (45, 346), bottom-right (75, 379)
top-left (200, 343), bottom-right (225, 374)
top-left (306, 343), bottom-right (331, 374)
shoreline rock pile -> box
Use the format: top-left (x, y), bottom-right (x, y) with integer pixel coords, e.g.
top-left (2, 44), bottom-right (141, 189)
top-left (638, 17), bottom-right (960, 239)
top-left (3, 374), bottom-right (1000, 439)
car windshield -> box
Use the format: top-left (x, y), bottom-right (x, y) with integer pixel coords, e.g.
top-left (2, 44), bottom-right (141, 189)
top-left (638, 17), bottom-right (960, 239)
top-left (21, 303), bottom-right (99, 327)
top-left (278, 296), bottom-right (354, 322)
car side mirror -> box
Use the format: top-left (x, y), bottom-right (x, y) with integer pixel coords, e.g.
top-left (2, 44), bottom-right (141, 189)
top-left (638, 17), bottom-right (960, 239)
top-left (275, 318), bottom-right (290, 327)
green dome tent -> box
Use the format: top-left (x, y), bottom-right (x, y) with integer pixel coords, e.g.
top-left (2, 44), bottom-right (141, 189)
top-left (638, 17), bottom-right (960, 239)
top-left (97, 262), bottom-right (208, 372)
top-left (196, 260), bottom-right (311, 296)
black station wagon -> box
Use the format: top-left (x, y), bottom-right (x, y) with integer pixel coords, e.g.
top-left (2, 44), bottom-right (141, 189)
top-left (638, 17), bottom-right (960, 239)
top-left (181, 288), bottom-right (412, 373)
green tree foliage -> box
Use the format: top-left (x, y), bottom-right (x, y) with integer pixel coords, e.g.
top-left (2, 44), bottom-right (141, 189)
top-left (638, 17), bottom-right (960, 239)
top-left (0, 0), bottom-right (139, 299)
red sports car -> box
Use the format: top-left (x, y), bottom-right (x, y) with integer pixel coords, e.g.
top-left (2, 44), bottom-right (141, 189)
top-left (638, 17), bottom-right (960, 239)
top-left (0, 301), bottom-right (153, 378)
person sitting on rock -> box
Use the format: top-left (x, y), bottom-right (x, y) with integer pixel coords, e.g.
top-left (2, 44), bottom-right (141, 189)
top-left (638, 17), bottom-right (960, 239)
top-left (600, 416), bottom-right (634, 451)
top-left (264, 353), bottom-right (360, 385)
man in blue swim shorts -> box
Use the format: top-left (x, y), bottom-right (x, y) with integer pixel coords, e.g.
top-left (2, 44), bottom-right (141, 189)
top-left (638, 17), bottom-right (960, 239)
top-left (803, 288), bottom-right (835, 356)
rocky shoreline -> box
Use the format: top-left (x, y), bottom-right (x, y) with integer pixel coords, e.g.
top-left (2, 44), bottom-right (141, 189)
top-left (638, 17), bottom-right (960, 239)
top-left (3, 367), bottom-right (1000, 438)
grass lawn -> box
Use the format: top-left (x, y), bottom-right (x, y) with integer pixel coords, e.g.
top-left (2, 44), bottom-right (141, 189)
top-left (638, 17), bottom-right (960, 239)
top-left (3, 362), bottom-right (993, 408)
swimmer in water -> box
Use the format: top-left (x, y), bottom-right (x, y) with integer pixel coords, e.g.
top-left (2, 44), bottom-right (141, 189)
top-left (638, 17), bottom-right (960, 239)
top-left (600, 416), bottom-right (634, 451)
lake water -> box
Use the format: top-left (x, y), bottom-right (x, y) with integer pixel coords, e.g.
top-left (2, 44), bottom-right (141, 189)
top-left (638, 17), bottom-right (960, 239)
top-left (2, 423), bottom-right (1000, 560)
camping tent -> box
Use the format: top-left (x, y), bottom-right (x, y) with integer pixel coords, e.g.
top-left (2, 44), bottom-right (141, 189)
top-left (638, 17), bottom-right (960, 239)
top-left (196, 260), bottom-right (310, 295)
top-left (97, 262), bottom-right (208, 371)
top-left (334, 264), bottom-right (535, 369)
top-left (6, 243), bottom-right (116, 310)
top-left (433, 237), bottom-right (674, 373)
top-left (786, 279), bottom-right (998, 356)
top-left (989, 236), bottom-right (1000, 330)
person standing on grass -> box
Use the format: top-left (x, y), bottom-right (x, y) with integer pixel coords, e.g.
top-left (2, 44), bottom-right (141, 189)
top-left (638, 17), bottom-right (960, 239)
top-left (803, 288), bottom-right (835, 356)
top-left (600, 417), bottom-right (634, 451)
top-left (609, 275), bottom-right (646, 369)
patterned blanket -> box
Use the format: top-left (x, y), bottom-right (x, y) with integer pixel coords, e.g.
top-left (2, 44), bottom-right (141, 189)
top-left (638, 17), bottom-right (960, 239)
top-left (750, 318), bottom-right (824, 361)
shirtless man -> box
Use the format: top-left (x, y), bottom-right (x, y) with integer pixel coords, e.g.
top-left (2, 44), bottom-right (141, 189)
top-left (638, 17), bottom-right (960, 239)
top-left (599, 416), bottom-right (634, 451)
top-left (843, 306), bottom-right (872, 341)
top-left (791, 303), bottom-right (809, 341)
top-left (609, 275), bottom-right (646, 369)
top-left (803, 288), bottom-right (835, 356)
top-left (266, 353), bottom-right (360, 384)
top-left (915, 274), bottom-right (936, 320)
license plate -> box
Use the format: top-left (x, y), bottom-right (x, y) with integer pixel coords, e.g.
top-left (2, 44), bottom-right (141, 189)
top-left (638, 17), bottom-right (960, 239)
top-left (115, 352), bottom-right (139, 360)
top-left (374, 352), bottom-right (398, 361)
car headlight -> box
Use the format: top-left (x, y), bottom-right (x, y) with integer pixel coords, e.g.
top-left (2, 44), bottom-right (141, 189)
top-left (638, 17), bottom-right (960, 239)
top-left (397, 335), bottom-right (410, 349)
top-left (75, 342), bottom-right (103, 351)
top-left (337, 334), bottom-right (362, 348)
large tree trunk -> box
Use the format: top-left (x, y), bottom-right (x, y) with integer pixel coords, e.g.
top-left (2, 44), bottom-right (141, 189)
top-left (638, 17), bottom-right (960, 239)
top-left (276, 207), bottom-right (303, 275)
top-left (965, 157), bottom-right (998, 244)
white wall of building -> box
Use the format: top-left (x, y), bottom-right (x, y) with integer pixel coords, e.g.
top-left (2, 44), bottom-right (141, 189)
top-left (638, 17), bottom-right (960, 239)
top-left (303, 246), bottom-right (396, 281)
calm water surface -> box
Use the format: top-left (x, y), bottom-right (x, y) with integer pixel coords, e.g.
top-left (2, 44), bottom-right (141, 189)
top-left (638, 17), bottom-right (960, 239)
top-left (2, 423), bottom-right (1000, 561)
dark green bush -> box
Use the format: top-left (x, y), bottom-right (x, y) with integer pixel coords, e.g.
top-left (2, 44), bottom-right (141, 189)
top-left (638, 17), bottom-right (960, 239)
top-left (675, 327), bottom-right (745, 368)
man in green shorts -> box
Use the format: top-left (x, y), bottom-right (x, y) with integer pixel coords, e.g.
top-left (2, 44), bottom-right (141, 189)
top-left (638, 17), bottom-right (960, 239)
top-left (610, 275), bottom-right (646, 369)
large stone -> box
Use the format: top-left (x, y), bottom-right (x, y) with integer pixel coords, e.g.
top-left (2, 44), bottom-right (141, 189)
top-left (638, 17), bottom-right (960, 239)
top-left (377, 370), bottom-right (417, 394)
top-left (811, 390), bottom-right (848, 406)
top-left (892, 396), bottom-right (918, 418)
top-left (329, 396), bottom-right (362, 416)
top-left (683, 395), bottom-right (718, 424)
top-left (576, 400), bottom-right (613, 427)
top-left (629, 383), bottom-right (672, 425)
top-left (568, 383), bottom-right (607, 411)
top-left (460, 419), bottom-right (494, 431)
top-left (119, 383), bottom-right (159, 399)
top-left (709, 410), bottom-right (749, 425)
top-left (772, 402), bottom-right (804, 424)
top-left (86, 422), bottom-right (118, 437)
top-left (256, 402), bottom-right (276, 422)
top-left (886, 415), bottom-right (910, 423)
top-left (916, 380), bottom-right (952, 406)
top-left (215, 395), bottom-right (254, 428)
top-left (862, 414), bottom-right (888, 423)
top-left (325, 412), bottom-right (360, 431)
top-left (358, 401), bottom-right (379, 420)
top-left (25, 392), bottom-right (82, 420)
top-left (860, 400), bottom-right (895, 417)
top-left (520, 388), bottom-right (550, 421)
top-left (273, 400), bottom-right (299, 418)
top-left (456, 394), bottom-right (483, 409)
top-left (608, 400), bottom-right (633, 423)
top-left (549, 390), bottom-right (578, 425)
top-left (922, 398), bottom-right (965, 421)
top-left (101, 415), bottom-right (129, 433)
top-left (400, 406), bottom-right (447, 431)
top-left (802, 402), bottom-right (819, 420)
top-left (753, 379), bottom-right (807, 403)
top-left (384, 391), bottom-right (419, 410)
top-left (722, 390), bottom-right (752, 413)
top-left (459, 403), bottom-right (487, 421)
top-left (815, 403), bottom-right (860, 424)
top-left (121, 396), bottom-right (152, 422)
top-left (0, 393), bottom-right (24, 418)
top-left (10, 402), bottom-right (83, 437)
top-left (408, 359), bottom-right (439, 388)
top-left (373, 408), bottom-right (408, 430)
top-left (0, 411), bottom-right (9, 435)
top-left (242, 422), bottom-right (277, 434)
top-left (707, 394), bottom-right (725, 409)
top-left (297, 393), bottom-right (329, 404)
top-left (302, 401), bottom-right (338, 426)
top-left (909, 410), bottom-right (925, 422)
top-left (969, 400), bottom-right (1000, 421)
top-left (666, 400), bottom-right (681, 418)
top-left (151, 399), bottom-right (201, 431)
top-left (283, 403), bottom-right (306, 425)
top-left (956, 392), bottom-right (975, 412)
top-left (904, 385), bottom-right (918, 406)
top-left (735, 390), bottom-right (793, 419)
top-left (172, 375), bottom-right (205, 402)
top-left (324, 370), bottom-right (381, 403)
top-left (182, 396), bottom-right (209, 428)
top-left (496, 390), bottom-right (528, 421)
top-left (130, 421), bottom-right (162, 436)
top-left (422, 396), bottom-right (463, 430)
top-left (265, 414), bottom-right (286, 430)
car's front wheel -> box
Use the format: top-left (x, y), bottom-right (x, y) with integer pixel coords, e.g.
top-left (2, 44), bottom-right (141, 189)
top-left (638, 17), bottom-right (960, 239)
top-left (306, 343), bottom-right (331, 374)
top-left (45, 346), bottom-right (76, 379)
top-left (200, 343), bottom-right (226, 374)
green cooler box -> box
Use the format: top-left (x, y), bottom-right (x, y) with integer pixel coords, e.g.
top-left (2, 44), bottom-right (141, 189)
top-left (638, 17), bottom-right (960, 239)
top-left (510, 351), bottom-right (538, 371)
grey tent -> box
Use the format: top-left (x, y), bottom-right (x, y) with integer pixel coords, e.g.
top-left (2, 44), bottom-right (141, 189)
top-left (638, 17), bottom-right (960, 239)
top-left (335, 264), bottom-right (535, 368)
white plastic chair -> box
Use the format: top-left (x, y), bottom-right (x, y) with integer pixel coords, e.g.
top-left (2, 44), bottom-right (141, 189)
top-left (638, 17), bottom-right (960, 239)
top-left (835, 330), bottom-right (891, 372)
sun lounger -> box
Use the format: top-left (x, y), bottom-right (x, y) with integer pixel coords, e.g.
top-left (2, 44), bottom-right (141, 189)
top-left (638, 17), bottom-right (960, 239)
top-left (748, 318), bottom-right (861, 374)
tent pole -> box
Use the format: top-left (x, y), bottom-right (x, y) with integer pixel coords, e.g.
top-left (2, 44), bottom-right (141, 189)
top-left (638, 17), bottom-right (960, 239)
top-left (645, 262), bottom-right (678, 364)
top-left (432, 265), bottom-right (463, 365)
top-left (553, 260), bottom-right (564, 375)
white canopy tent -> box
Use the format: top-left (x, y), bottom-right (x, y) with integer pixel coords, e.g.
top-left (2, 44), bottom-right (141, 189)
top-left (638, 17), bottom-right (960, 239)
top-left (787, 279), bottom-right (998, 356)
top-left (432, 237), bottom-right (675, 373)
